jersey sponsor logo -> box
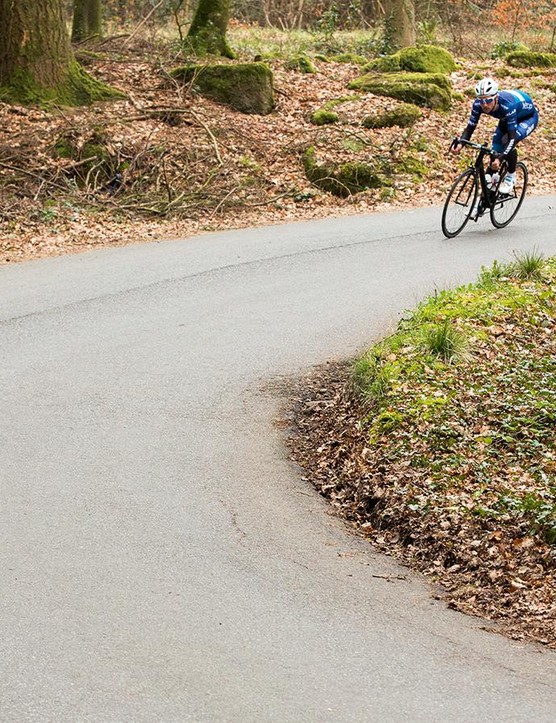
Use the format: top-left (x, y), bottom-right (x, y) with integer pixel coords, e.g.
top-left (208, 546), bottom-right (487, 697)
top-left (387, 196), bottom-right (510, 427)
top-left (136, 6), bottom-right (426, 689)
top-left (508, 91), bottom-right (533, 110)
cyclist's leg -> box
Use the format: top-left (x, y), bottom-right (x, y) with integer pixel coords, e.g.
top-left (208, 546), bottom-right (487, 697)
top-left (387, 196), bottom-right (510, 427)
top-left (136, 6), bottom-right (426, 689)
top-left (491, 125), bottom-right (505, 159)
top-left (492, 124), bottom-right (516, 177)
top-left (497, 111), bottom-right (537, 172)
top-left (505, 148), bottom-right (517, 174)
top-left (515, 110), bottom-right (538, 149)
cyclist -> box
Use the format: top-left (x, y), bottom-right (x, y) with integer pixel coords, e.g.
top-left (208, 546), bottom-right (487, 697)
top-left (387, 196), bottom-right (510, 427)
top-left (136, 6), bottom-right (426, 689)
top-left (451, 78), bottom-right (538, 195)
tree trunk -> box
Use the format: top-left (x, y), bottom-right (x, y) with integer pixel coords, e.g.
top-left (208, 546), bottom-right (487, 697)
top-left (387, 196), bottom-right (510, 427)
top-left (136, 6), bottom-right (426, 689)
top-left (0, 0), bottom-right (120, 105)
top-left (384, 0), bottom-right (415, 49)
top-left (72, 0), bottom-right (103, 42)
top-left (186, 0), bottom-right (235, 58)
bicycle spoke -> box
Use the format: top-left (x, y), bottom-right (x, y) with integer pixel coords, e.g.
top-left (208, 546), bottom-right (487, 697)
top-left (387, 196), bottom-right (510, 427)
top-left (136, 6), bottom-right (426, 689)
top-left (441, 169), bottom-right (477, 238)
top-left (490, 162), bottom-right (528, 228)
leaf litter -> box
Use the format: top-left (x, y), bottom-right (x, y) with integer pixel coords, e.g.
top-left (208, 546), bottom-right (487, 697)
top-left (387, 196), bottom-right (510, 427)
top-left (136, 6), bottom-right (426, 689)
top-left (2, 40), bottom-right (556, 264)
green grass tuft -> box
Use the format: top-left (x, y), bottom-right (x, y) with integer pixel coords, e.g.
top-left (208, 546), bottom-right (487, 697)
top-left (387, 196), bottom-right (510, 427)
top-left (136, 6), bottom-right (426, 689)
top-left (421, 320), bottom-right (469, 363)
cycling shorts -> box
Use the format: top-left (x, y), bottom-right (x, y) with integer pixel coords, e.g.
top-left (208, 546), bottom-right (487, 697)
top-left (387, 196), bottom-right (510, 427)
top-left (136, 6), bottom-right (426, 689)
top-left (492, 110), bottom-right (539, 153)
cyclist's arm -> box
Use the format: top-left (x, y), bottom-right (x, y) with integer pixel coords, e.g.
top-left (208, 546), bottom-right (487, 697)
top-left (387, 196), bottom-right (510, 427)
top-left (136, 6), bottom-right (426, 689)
top-left (455, 101), bottom-right (482, 146)
top-left (460, 124), bottom-right (475, 142)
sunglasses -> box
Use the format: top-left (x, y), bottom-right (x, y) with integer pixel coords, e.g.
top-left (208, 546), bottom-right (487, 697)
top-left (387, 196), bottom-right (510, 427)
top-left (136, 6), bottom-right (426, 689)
top-left (478, 96), bottom-right (496, 105)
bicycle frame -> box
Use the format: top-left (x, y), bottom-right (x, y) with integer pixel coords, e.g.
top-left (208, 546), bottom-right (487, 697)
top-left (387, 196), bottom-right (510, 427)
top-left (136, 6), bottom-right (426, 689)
top-left (454, 138), bottom-right (508, 214)
top-left (455, 138), bottom-right (507, 213)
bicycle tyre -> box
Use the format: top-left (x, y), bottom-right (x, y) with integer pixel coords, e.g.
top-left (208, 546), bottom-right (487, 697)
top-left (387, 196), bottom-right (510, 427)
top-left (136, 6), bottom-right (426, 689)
top-left (490, 162), bottom-right (528, 229)
top-left (441, 169), bottom-right (478, 238)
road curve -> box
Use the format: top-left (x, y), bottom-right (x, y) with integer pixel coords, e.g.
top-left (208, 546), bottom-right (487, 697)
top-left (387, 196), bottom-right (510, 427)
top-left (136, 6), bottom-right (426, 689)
top-left (2, 198), bottom-right (556, 721)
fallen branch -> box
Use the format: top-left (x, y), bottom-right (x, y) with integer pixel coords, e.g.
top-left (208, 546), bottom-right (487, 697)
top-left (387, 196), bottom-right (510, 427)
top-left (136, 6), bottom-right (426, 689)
top-left (0, 161), bottom-right (69, 191)
top-left (123, 0), bottom-right (164, 47)
top-left (245, 191), bottom-right (294, 207)
top-left (189, 110), bottom-right (223, 166)
top-left (210, 185), bottom-right (241, 217)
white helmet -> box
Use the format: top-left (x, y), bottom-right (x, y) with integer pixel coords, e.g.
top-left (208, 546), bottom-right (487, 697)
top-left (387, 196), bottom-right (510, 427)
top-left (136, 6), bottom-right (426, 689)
top-left (475, 77), bottom-right (498, 97)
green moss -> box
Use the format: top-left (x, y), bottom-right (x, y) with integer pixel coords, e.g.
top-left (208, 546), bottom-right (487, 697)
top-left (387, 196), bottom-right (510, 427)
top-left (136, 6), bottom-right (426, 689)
top-left (310, 95), bottom-right (360, 126)
top-left (286, 54), bottom-right (316, 73)
top-left (505, 51), bottom-right (556, 68)
top-left (365, 55), bottom-right (401, 72)
top-left (490, 41), bottom-right (529, 60)
top-left (365, 45), bottom-right (456, 74)
top-left (394, 153), bottom-right (428, 180)
top-left (171, 62), bottom-right (274, 115)
top-left (329, 53), bottom-right (368, 65)
top-left (0, 61), bottom-right (123, 107)
top-left (53, 129), bottom-right (117, 186)
top-left (183, 18), bottom-right (235, 60)
top-left (303, 145), bottom-right (390, 197)
top-left (54, 138), bottom-right (75, 159)
top-left (338, 162), bottom-right (386, 191)
top-left (311, 109), bottom-right (339, 125)
top-left (362, 102), bottom-right (422, 128)
top-left (349, 71), bottom-right (452, 111)
top-left (327, 95), bottom-right (361, 108)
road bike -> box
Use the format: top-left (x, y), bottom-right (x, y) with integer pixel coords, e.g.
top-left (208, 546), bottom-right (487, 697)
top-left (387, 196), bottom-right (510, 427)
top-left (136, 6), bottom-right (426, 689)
top-left (441, 138), bottom-right (528, 238)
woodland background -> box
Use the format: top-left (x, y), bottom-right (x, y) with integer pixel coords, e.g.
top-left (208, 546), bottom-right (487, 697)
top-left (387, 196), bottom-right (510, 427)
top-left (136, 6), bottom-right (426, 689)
top-left (2, 0), bottom-right (556, 265)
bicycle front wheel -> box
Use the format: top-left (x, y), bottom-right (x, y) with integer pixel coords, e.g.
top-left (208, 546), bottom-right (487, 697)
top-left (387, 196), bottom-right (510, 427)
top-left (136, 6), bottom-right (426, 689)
top-left (441, 169), bottom-right (478, 238)
top-left (490, 162), bottom-right (528, 229)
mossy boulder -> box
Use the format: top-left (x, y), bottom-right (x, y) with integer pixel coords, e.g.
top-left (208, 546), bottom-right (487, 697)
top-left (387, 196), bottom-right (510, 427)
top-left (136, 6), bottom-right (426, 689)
top-left (394, 152), bottom-right (428, 180)
top-left (362, 102), bottom-right (422, 128)
top-left (365, 45), bottom-right (456, 74)
top-left (310, 95), bottom-right (360, 125)
top-left (171, 62), bottom-right (274, 114)
top-left (330, 53), bottom-right (368, 66)
top-left (505, 50), bottom-right (556, 68)
top-left (349, 72), bottom-right (452, 111)
top-left (490, 41), bottom-right (529, 60)
top-left (311, 109), bottom-right (339, 125)
top-left (303, 146), bottom-right (390, 197)
top-left (286, 54), bottom-right (316, 73)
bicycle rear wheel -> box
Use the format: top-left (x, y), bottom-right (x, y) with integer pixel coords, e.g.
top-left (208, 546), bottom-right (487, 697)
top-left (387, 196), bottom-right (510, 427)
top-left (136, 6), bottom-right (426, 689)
top-left (441, 169), bottom-right (478, 238)
top-left (490, 162), bottom-right (528, 229)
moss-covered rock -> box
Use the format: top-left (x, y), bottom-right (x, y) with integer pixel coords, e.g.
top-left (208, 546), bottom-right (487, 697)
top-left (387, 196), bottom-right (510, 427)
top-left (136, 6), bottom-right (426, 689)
top-left (286, 54), bottom-right (316, 73)
top-left (362, 102), bottom-right (422, 128)
top-left (489, 41), bottom-right (529, 60)
top-left (505, 50), bottom-right (556, 68)
top-left (311, 109), bottom-right (339, 125)
top-left (394, 152), bottom-right (428, 179)
top-left (310, 94), bottom-right (361, 125)
top-left (349, 71), bottom-right (452, 111)
top-left (329, 53), bottom-right (368, 66)
top-left (365, 45), bottom-right (456, 74)
top-left (171, 62), bottom-right (274, 115)
top-left (303, 145), bottom-right (390, 197)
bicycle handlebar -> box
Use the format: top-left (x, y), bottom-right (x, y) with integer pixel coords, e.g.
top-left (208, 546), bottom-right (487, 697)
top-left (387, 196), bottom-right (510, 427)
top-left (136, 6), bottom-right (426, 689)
top-left (451, 137), bottom-right (494, 154)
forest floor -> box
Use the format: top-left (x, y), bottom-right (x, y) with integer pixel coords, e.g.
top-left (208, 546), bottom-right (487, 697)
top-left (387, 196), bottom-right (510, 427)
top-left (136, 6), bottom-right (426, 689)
top-left (2, 36), bottom-right (556, 266)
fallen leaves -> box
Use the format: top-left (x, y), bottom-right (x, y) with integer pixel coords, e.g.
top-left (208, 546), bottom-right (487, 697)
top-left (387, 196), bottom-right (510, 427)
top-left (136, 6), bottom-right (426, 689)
top-left (287, 265), bottom-right (556, 649)
top-left (2, 40), bottom-right (556, 265)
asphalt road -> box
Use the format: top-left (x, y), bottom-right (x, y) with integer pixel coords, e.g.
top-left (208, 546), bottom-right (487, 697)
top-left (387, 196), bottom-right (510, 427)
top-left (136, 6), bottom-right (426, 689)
top-left (2, 198), bottom-right (556, 721)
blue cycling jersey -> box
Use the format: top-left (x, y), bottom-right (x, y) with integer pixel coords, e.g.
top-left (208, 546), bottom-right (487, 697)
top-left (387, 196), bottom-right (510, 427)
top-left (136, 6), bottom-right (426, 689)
top-left (462, 89), bottom-right (538, 157)
top-left (468, 90), bottom-right (536, 131)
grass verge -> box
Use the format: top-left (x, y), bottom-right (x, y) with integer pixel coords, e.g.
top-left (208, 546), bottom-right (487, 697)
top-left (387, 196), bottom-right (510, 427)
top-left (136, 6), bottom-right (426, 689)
top-left (289, 251), bottom-right (556, 647)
